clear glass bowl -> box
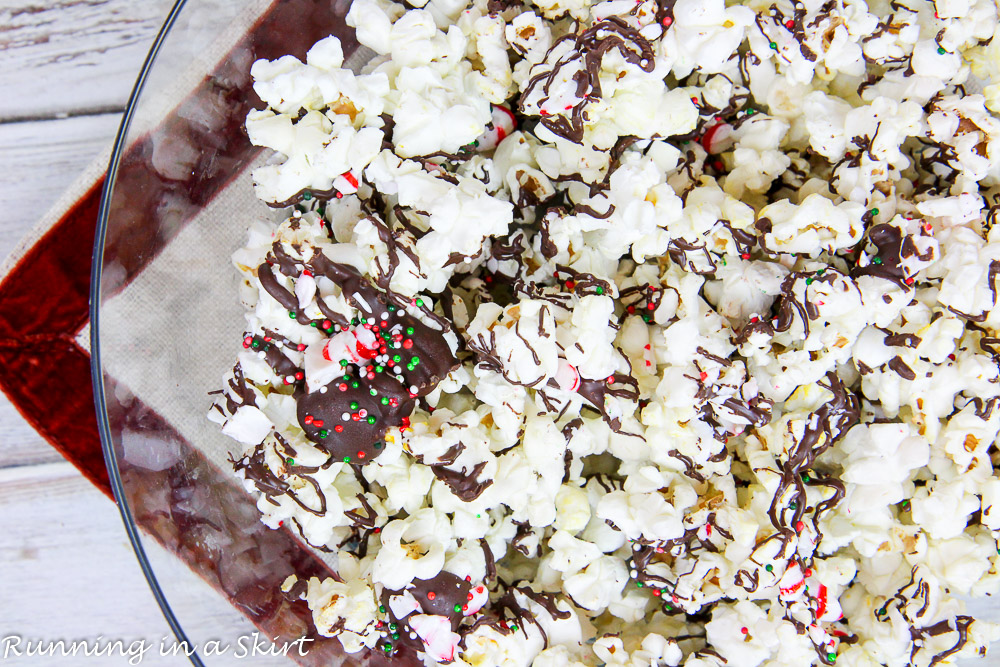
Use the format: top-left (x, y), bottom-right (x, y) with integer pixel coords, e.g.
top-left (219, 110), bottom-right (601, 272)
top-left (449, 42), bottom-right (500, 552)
top-left (90, 1), bottom-right (369, 664)
top-left (90, 2), bottom-right (999, 666)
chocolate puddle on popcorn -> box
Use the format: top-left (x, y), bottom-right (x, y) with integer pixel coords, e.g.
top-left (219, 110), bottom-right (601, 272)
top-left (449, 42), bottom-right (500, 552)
top-left (209, 0), bottom-right (1000, 663)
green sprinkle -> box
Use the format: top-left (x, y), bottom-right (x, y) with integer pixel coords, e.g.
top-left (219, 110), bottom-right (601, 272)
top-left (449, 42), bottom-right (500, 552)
top-left (370, 388), bottom-right (377, 396)
top-left (351, 381), bottom-right (360, 388)
top-left (381, 397), bottom-right (389, 405)
top-left (805, 278), bottom-right (814, 285)
top-left (510, 625), bottom-right (518, 632)
top-left (393, 355), bottom-right (402, 363)
top-left (765, 564), bottom-right (773, 572)
top-left (802, 473), bottom-right (810, 482)
top-left (343, 374), bottom-right (350, 381)
top-left (368, 416), bottom-right (377, 424)
top-left (721, 257), bottom-right (727, 266)
top-left (827, 652), bottom-right (837, 663)
top-left (790, 502), bottom-right (798, 510)
top-left (383, 645), bottom-right (392, 653)
top-left (343, 456), bottom-right (351, 462)
top-left (416, 299), bottom-right (424, 307)
top-left (352, 318), bottom-right (359, 326)
top-left (454, 604), bottom-right (462, 613)
top-left (251, 340), bottom-right (260, 348)
top-left (682, 140), bottom-right (690, 145)
top-left (406, 327), bottom-right (415, 335)
top-left (595, 286), bottom-right (604, 295)
top-left (873, 257), bottom-right (883, 265)
top-left (388, 305), bottom-right (396, 312)
top-left (636, 581), bottom-right (644, 588)
top-left (412, 357), bottom-right (420, 366)
top-left (876, 608), bottom-right (885, 616)
top-left (350, 401), bottom-right (359, 410)
top-left (392, 633), bottom-right (400, 641)
top-left (287, 458), bottom-right (294, 465)
top-left (374, 441), bottom-right (383, 450)
top-left (310, 321), bottom-right (318, 327)
top-left (746, 108), bottom-right (755, 115)
top-left (319, 429), bottom-right (329, 438)
top-left (664, 603), bottom-right (672, 610)
top-left (870, 208), bottom-right (879, 216)
top-left (375, 365), bottom-right (384, 373)
top-left (379, 605), bottom-right (386, 613)
top-left (340, 359), bottom-right (348, 367)
top-left (389, 623), bottom-right (397, 631)
top-left (769, 41), bottom-right (778, 49)
top-left (937, 46), bottom-right (946, 54)
top-left (302, 191), bottom-right (313, 201)
top-left (817, 268), bottom-right (826, 275)
top-left (289, 312), bottom-right (296, 319)
top-left (476, 514), bottom-right (481, 518)
top-left (407, 364), bottom-right (416, 372)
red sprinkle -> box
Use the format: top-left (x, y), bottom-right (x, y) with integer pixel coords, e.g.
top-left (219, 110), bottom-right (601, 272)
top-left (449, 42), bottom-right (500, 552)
top-left (661, 16), bottom-right (672, 26)
top-left (403, 339), bottom-right (414, 349)
top-left (948, 354), bottom-right (956, 361)
top-left (304, 415), bottom-right (314, 425)
top-left (352, 413), bottom-right (361, 421)
top-left (322, 320), bottom-right (331, 329)
top-left (295, 371), bottom-right (304, 380)
top-left (652, 589), bottom-right (661, 596)
top-left (427, 592), bottom-right (436, 600)
top-left (741, 627), bottom-right (748, 635)
top-left (699, 372), bottom-right (708, 381)
top-left (297, 344), bottom-right (306, 351)
top-left (263, 336), bottom-right (272, 342)
top-left (566, 280), bottom-right (576, 289)
top-left (339, 383), bottom-right (348, 391)
top-left (647, 302), bottom-right (655, 310)
top-left (343, 171), bottom-right (359, 188)
top-left (358, 451), bottom-right (366, 459)
top-left (804, 568), bottom-right (813, 577)
top-left (795, 521), bottom-right (805, 532)
top-left (462, 604), bottom-right (469, 612)
top-left (243, 336), bottom-right (252, 348)
top-left (539, 109), bottom-right (550, 116)
top-left (335, 425), bottom-right (344, 433)
top-left (691, 96), bottom-right (699, 105)
top-left (401, 417), bottom-right (411, 427)
top-left (467, 593), bottom-right (474, 600)
top-left (741, 253), bottom-right (750, 260)
top-left (313, 420), bottom-right (324, 428)
top-left (713, 160), bottom-right (725, 171)
top-left (785, 19), bottom-right (795, 28)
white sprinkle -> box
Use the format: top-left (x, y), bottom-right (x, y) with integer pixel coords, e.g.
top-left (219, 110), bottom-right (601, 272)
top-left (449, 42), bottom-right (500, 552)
top-left (342, 413), bottom-right (350, 421)
top-left (409, 385), bottom-right (418, 394)
top-left (293, 210), bottom-right (302, 218)
top-left (320, 387), bottom-right (328, 394)
top-left (393, 367), bottom-right (402, 374)
top-left (257, 351), bottom-right (266, 359)
top-left (367, 317), bottom-right (376, 325)
top-left (630, 569), bottom-right (638, 578)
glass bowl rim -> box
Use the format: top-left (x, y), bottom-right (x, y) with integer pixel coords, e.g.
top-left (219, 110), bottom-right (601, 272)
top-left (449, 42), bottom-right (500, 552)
top-left (88, 1), bottom-right (204, 664)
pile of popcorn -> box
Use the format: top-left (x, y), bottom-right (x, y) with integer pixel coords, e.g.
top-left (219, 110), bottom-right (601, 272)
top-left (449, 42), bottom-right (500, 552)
top-left (209, 0), bottom-right (1000, 663)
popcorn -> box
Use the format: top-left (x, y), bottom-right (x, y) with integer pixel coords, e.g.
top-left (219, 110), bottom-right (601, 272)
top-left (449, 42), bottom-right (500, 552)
top-left (210, 1), bottom-right (1000, 663)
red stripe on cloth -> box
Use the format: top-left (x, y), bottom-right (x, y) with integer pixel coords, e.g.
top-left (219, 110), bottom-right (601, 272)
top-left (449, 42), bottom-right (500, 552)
top-left (0, 178), bottom-right (108, 492)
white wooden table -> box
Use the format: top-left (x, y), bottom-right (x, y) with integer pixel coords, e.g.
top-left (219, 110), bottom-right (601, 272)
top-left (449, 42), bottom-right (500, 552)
top-left (0, 2), bottom-right (250, 664)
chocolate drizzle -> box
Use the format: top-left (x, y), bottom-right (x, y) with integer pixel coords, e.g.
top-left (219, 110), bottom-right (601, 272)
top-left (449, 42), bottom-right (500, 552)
top-left (519, 18), bottom-right (655, 144)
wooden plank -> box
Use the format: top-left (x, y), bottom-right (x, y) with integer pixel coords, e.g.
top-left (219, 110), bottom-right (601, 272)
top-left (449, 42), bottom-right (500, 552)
top-left (0, 397), bottom-right (64, 468)
top-left (0, 0), bottom-right (175, 121)
top-left (0, 112), bottom-right (119, 264)
top-left (0, 461), bottom-right (271, 666)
